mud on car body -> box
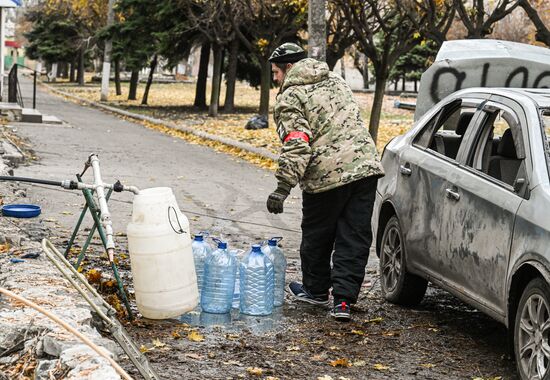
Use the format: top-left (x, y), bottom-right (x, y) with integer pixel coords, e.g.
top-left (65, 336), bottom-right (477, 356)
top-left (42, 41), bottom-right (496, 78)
top-left (372, 88), bottom-right (550, 380)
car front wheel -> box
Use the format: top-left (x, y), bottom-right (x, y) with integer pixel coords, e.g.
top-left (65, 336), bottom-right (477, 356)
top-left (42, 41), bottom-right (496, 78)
top-left (379, 215), bottom-right (427, 306)
top-left (514, 277), bottom-right (550, 380)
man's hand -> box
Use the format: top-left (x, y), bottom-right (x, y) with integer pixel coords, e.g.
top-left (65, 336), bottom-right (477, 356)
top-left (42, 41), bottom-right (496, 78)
top-left (267, 183), bottom-right (291, 214)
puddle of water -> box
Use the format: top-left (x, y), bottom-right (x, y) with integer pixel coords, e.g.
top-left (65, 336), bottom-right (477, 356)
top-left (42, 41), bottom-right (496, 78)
top-left (177, 303), bottom-right (326, 335)
top-left (178, 306), bottom-right (288, 334)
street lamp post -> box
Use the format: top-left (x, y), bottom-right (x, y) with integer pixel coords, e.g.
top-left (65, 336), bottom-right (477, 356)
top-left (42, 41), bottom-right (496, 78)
top-left (308, 0), bottom-right (326, 62)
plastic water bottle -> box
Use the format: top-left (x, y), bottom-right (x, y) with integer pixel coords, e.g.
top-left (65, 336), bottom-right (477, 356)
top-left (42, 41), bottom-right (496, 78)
top-left (201, 240), bottom-right (237, 314)
top-left (240, 244), bottom-right (274, 316)
top-left (192, 233), bottom-right (213, 297)
top-left (230, 250), bottom-right (244, 309)
top-left (261, 237), bottom-right (286, 307)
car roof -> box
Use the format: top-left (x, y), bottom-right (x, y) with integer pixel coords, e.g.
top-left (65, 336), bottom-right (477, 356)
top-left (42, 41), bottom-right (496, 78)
top-left (454, 87), bottom-right (550, 109)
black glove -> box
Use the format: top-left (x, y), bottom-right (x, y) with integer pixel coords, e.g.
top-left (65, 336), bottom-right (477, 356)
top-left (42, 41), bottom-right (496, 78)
top-left (267, 183), bottom-right (291, 214)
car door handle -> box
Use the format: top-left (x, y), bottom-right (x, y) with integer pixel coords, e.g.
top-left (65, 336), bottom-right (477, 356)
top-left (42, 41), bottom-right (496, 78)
top-left (399, 165), bottom-right (412, 176)
top-left (445, 188), bottom-right (460, 201)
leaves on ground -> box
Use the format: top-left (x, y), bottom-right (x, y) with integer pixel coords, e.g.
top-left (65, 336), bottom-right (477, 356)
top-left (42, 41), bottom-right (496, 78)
top-left (187, 330), bottom-right (205, 342)
top-left (246, 367), bottom-right (263, 376)
top-left (329, 358), bottom-right (351, 367)
top-left (0, 243), bottom-right (10, 253)
top-left (373, 363), bottom-right (390, 371)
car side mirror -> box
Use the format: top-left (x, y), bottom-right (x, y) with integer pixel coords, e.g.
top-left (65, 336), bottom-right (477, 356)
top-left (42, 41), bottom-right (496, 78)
top-left (513, 177), bottom-right (529, 198)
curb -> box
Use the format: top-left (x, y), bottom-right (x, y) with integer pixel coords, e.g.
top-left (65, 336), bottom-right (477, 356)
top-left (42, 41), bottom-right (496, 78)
top-left (40, 83), bottom-right (279, 162)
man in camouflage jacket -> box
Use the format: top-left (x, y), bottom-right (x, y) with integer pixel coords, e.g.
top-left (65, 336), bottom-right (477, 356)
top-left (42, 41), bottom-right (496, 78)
top-left (267, 43), bottom-right (384, 321)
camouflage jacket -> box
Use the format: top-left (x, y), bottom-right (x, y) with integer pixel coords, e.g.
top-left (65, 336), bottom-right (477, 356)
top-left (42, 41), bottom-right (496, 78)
top-left (273, 58), bottom-right (384, 194)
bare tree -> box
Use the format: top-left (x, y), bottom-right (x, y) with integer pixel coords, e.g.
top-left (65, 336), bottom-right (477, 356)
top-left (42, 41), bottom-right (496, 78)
top-left (309, 0), bottom-right (326, 61)
top-left (339, 0), bottom-right (419, 142)
top-left (326, 0), bottom-right (358, 70)
top-left (491, 7), bottom-right (532, 42)
top-left (230, 0), bottom-right (306, 118)
top-left (397, 0), bottom-right (456, 46)
top-left (454, 0), bottom-right (521, 38)
top-left (185, 0), bottom-right (234, 117)
top-left (519, 0), bottom-right (550, 46)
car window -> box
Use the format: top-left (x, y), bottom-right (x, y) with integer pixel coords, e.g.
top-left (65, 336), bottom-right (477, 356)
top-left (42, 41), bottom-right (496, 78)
top-left (413, 101), bottom-right (477, 160)
top-left (466, 108), bottom-right (525, 188)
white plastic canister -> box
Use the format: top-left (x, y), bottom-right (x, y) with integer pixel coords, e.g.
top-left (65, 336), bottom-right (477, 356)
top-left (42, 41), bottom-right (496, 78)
top-left (127, 187), bottom-right (198, 319)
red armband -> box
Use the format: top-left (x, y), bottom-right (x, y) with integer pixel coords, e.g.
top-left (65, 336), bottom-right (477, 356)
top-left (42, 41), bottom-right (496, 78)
top-left (283, 131), bottom-right (310, 144)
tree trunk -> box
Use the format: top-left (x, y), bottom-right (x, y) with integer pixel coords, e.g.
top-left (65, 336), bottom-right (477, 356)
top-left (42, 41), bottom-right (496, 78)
top-left (224, 39), bottom-right (239, 113)
top-left (308, 0), bottom-right (326, 61)
top-left (69, 58), bottom-right (76, 82)
top-left (114, 59), bottom-right (121, 96)
top-left (340, 58), bottom-right (346, 80)
top-left (259, 57), bottom-right (271, 117)
top-left (128, 70), bottom-right (139, 100)
top-left (59, 62), bottom-right (68, 78)
top-left (362, 56), bottom-right (369, 90)
top-left (142, 54), bottom-right (158, 105)
top-left (209, 45), bottom-right (223, 117)
top-left (77, 48), bottom-right (85, 85)
top-left (217, 48), bottom-right (225, 107)
top-left (194, 42), bottom-right (210, 109)
top-left (402, 74), bottom-right (406, 92)
top-left (369, 72), bottom-right (388, 143)
top-left (100, 0), bottom-right (116, 101)
top-left (414, 79), bottom-right (417, 93)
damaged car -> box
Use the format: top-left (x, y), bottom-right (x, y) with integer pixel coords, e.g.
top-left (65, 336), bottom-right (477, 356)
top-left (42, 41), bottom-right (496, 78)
top-left (372, 87), bottom-right (550, 380)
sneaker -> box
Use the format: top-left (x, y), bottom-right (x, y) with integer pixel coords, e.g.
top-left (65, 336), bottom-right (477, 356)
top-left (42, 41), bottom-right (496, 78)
top-left (287, 282), bottom-right (329, 306)
top-left (331, 301), bottom-right (351, 322)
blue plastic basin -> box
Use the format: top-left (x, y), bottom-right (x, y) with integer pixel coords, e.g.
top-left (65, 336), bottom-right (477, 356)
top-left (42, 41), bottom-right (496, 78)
top-left (2, 204), bottom-right (41, 218)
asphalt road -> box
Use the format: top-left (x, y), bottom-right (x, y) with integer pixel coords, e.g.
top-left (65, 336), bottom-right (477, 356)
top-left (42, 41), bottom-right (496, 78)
top-left (12, 76), bottom-right (303, 256)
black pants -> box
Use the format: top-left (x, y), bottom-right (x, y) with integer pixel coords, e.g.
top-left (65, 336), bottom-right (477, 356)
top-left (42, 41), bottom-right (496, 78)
top-left (300, 176), bottom-right (378, 304)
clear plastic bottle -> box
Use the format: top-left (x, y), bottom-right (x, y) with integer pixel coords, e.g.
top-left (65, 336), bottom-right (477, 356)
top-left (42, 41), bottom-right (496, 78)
top-left (230, 249), bottom-right (244, 309)
top-left (192, 233), bottom-right (213, 297)
top-left (240, 244), bottom-right (274, 316)
top-left (201, 240), bottom-right (237, 314)
top-left (261, 237), bottom-right (286, 307)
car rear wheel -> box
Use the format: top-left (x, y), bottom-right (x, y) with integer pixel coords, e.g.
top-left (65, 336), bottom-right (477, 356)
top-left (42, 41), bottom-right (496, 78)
top-left (380, 216), bottom-right (427, 306)
top-left (514, 277), bottom-right (550, 380)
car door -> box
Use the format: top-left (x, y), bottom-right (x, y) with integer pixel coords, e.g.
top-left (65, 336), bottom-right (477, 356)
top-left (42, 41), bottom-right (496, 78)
top-left (395, 97), bottom-right (485, 277)
top-left (438, 99), bottom-right (528, 316)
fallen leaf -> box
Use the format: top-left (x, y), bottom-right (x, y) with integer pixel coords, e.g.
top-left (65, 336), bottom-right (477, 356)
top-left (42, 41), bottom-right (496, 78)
top-left (86, 269), bottom-right (102, 284)
top-left (265, 377), bottom-right (280, 380)
top-left (286, 345), bottom-right (300, 351)
top-left (420, 363), bottom-right (435, 369)
top-left (351, 330), bottom-right (366, 336)
top-left (185, 353), bottom-right (204, 360)
top-left (222, 360), bottom-right (242, 366)
top-left (365, 317), bottom-right (383, 323)
top-left (139, 345), bottom-right (149, 353)
top-left (0, 243), bottom-right (10, 253)
top-left (373, 363), bottom-right (390, 371)
top-left (171, 330), bottom-right (182, 339)
top-left (246, 367), bottom-right (263, 376)
top-left (329, 358), bottom-right (351, 367)
top-left (61, 211), bottom-right (73, 215)
top-left (317, 376), bottom-right (333, 380)
top-left (428, 328), bottom-right (439, 332)
top-left (352, 360), bottom-right (366, 367)
top-left (152, 338), bottom-right (166, 348)
top-left (187, 330), bottom-right (205, 342)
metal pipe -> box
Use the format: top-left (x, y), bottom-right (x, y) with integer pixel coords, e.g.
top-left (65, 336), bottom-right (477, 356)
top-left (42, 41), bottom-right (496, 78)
top-left (88, 154), bottom-right (116, 264)
top-left (0, 175), bottom-right (62, 187)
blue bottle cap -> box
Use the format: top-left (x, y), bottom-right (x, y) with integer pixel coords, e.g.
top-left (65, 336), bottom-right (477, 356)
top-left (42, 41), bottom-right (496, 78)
top-left (268, 239), bottom-right (277, 246)
top-left (251, 244), bottom-right (261, 252)
top-left (194, 234), bottom-right (204, 242)
top-left (218, 241), bottom-right (227, 249)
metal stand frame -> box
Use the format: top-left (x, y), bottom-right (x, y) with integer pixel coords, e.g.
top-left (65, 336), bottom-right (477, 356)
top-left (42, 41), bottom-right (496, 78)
top-left (64, 173), bottom-right (133, 320)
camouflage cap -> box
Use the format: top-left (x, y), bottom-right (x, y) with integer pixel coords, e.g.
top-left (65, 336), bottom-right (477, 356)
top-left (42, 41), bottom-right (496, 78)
top-left (269, 42), bottom-right (307, 63)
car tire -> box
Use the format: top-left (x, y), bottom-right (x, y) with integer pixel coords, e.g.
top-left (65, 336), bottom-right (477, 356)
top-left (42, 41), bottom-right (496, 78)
top-left (379, 215), bottom-right (427, 306)
top-left (514, 277), bottom-right (550, 380)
